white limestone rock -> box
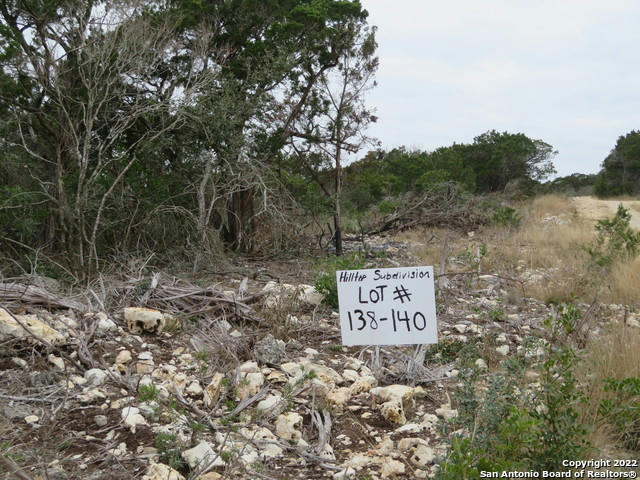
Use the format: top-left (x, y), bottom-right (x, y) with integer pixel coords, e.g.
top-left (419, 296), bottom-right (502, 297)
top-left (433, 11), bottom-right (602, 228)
top-left (121, 407), bottom-right (147, 433)
top-left (475, 358), bottom-right (488, 370)
top-left (333, 467), bottom-right (357, 479)
top-left (370, 385), bottom-right (415, 404)
top-left (435, 407), bottom-right (458, 421)
top-left (380, 400), bottom-right (407, 425)
top-left (235, 371), bottom-right (264, 401)
top-left (78, 388), bottom-right (107, 403)
top-left (275, 412), bottom-right (304, 444)
top-left (136, 351), bottom-right (155, 374)
top-left (115, 350), bottom-right (132, 365)
top-left (349, 375), bottom-right (378, 395)
top-left (0, 308), bottom-right (65, 345)
top-left (11, 357), bottom-right (27, 369)
top-left (48, 354), bottom-right (65, 370)
top-left (186, 380), bottom-right (203, 397)
top-left (381, 458), bottom-right (405, 477)
top-left (262, 281), bottom-right (323, 308)
top-left (327, 387), bottom-right (352, 409)
top-left (24, 415), bottom-right (39, 424)
top-left (94, 312), bottom-right (119, 336)
top-left (496, 345), bottom-right (510, 356)
top-left (341, 369), bottom-right (359, 383)
top-left (182, 442), bottom-right (224, 470)
top-left (256, 395), bottom-right (283, 415)
top-left (143, 463), bottom-right (185, 480)
top-left (85, 368), bottom-right (108, 387)
top-left (124, 307), bottom-right (166, 335)
top-left (204, 373), bottom-right (225, 408)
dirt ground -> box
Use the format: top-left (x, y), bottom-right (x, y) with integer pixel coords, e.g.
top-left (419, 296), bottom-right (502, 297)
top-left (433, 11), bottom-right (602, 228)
top-left (572, 196), bottom-right (640, 229)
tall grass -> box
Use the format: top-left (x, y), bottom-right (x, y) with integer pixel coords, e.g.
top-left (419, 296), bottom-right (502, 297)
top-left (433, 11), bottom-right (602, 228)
top-left (577, 322), bottom-right (640, 452)
top-left (397, 194), bottom-right (640, 306)
top-left (605, 258), bottom-right (640, 305)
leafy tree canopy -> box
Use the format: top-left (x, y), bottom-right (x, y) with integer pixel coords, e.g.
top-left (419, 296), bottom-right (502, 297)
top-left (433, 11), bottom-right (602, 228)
top-left (595, 130), bottom-right (640, 197)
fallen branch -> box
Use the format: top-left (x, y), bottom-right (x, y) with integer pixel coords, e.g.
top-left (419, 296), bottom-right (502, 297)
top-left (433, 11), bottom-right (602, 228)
top-left (0, 283), bottom-right (86, 311)
top-left (365, 183), bottom-right (487, 235)
top-left (104, 275), bottom-right (264, 324)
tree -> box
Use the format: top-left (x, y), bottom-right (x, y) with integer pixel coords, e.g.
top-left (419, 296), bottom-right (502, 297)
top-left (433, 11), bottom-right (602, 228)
top-left (0, 1), bottom-right (217, 276)
top-left (167, 0), bottom-right (374, 253)
top-left (595, 131), bottom-right (640, 196)
top-left (0, 0), bottom-right (376, 274)
top-left (290, 21), bottom-right (378, 255)
top-left (465, 131), bottom-right (556, 193)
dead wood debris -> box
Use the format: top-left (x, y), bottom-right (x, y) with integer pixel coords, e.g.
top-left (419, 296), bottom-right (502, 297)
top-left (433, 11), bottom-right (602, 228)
top-left (0, 282), bottom-right (86, 312)
top-left (102, 274), bottom-right (264, 324)
top-left (366, 183), bottom-right (487, 235)
top-left (0, 274), bottom-right (263, 326)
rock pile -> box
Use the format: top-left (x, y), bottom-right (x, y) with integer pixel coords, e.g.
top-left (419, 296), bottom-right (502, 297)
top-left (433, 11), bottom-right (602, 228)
top-left (0, 271), bottom-right (627, 479)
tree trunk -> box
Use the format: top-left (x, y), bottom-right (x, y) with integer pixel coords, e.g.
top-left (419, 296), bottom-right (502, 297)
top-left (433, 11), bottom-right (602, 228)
top-left (225, 187), bottom-right (255, 252)
top-left (334, 145), bottom-right (343, 256)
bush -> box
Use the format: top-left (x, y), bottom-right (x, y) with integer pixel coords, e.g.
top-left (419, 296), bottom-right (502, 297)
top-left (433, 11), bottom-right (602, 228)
top-left (154, 432), bottom-right (186, 472)
top-left (492, 206), bottom-right (521, 229)
top-left (314, 252), bottom-right (366, 308)
top-left (599, 377), bottom-right (640, 451)
top-left (585, 204), bottom-right (640, 268)
top-left (436, 304), bottom-right (591, 477)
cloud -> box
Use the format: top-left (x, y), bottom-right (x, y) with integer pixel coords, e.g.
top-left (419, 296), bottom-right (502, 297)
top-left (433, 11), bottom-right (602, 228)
top-left (361, 0), bottom-right (640, 176)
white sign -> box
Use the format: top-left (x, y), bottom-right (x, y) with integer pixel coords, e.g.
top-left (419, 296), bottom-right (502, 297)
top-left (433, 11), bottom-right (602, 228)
top-left (336, 266), bottom-right (438, 346)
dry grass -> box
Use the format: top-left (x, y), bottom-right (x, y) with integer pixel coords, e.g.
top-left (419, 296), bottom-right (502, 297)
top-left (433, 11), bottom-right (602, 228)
top-left (478, 199), bottom-right (596, 302)
top-left (393, 228), bottom-right (459, 269)
top-left (602, 257), bottom-right (640, 305)
top-left (395, 194), bottom-right (640, 306)
top-left (485, 220), bottom-right (593, 271)
top-left (577, 322), bottom-right (640, 451)
top-left (529, 193), bottom-right (576, 218)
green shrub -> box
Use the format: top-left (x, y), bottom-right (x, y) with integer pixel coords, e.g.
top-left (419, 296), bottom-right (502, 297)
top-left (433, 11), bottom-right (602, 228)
top-left (492, 206), bottom-right (521, 229)
top-left (425, 338), bottom-right (467, 364)
top-left (585, 204), bottom-right (640, 268)
top-left (436, 304), bottom-right (591, 477)
top-left (154, 432), bottom-right (185, 472)
top-left (599, 377), bottom-right (640, 451)
top-left (378, 199), bottom-right (397, 215)
top-left (138, 384), bottom-right (159, 402)
top-left (314, 252), bottom-right (366, 308)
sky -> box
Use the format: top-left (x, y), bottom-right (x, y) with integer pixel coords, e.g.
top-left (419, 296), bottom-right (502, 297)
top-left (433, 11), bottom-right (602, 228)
top-left (362, 0), bottom-right (640, 178)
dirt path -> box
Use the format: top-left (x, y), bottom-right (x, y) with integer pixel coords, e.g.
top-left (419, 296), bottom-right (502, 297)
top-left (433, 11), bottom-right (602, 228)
top-left (572, 196), bottom-right (640, 230)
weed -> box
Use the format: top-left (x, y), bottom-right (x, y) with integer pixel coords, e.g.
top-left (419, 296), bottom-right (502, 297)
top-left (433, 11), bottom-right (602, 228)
top-left (378, 199), bottom-right (397, 214)
top-left (437, 304), bottom-right (591, 477)
top-left (279, 369), bottom-right (318, 412)
top-left (55, 440), bottom-right (73, 451)
top-left (189, 421), bottom-right (207, 444)
top-left (598, 377), bottom-right (640, 451)
top-left (189, 421), bottom-right (206, 434)
top-left (585, 204), bottom-right (640, 268)
top-left (492, 206), bottom-right (522, 229)
top-left (194, 350), bottom-right (210, 362)
top-left (577, 320), bottom-right (640, 451)
top-left (488, 307), bottom-right (504, 322)
top-left (314, 252), bottom-right (367, 308)
top-left (134, 277), bottom-right (152, 296)
top-left (154, 432), bottom-right (185, 471)
top-left (138, 384), bottom-right (159, 402)
top-left (425, 338), bottom-right (466, 364)
top-left (460, 243), bottom-right (487, 271)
